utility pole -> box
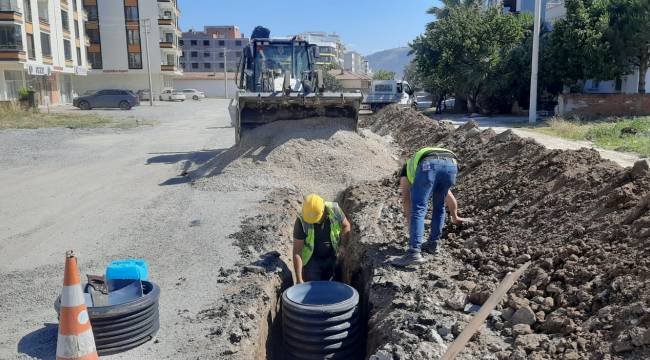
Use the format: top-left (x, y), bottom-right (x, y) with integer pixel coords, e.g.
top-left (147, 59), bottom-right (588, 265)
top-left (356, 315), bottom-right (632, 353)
top-left (142, 18), bottom-right (154, 106)
top-left (528, 0), bottom-right (542, 124)
top-left (223, 50), bottom-right (228, 99)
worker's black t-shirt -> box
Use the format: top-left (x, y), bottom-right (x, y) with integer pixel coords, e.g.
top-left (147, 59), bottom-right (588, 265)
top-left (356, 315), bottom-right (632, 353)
top-left (293, 217), bottom-right (335, 260)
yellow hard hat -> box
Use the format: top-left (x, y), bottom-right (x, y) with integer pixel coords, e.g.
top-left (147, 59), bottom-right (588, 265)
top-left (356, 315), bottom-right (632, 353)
top-left (302, 194), bottom-right (325, 224)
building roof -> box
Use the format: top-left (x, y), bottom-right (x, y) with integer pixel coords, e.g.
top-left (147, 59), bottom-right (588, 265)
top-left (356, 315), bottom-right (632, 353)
top-left (328, 69), bottom-right (372, 81)
top-left (179, 72), bottom-right (238, 80)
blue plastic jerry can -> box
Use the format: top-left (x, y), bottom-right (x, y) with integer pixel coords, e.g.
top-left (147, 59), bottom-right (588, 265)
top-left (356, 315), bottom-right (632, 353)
top-left (105, 259), bottom-right (149, 281)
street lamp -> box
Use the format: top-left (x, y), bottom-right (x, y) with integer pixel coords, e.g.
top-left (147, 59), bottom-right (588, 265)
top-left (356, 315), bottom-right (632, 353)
top-left (529, 0), bottom-right (542, 124)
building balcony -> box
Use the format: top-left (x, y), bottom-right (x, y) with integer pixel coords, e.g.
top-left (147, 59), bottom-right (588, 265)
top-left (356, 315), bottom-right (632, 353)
top-left (159, 41), bottom-right (176, 49)
top-left (158, 17), bottom-right (177, 27)
top-left (161, 64), bottom-right (179, 72)
top-left (0, 49), bottom-right (26, 62)
top-left (42, 55), bottom-right (53, 64)
top-left (0, 4), bottom-right (23, 22)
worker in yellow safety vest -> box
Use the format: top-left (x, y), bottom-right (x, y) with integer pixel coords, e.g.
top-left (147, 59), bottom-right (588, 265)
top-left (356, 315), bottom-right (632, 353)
top-left (393, 147), bottom-right (473, 267)
top-left (293, 194), bottom-right (351, 283)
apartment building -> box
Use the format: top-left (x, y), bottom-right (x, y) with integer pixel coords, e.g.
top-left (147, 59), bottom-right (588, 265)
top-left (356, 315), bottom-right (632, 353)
top-left (180, 25), bottom-right (249, 73)
top-left (344, 51), bottom-right (371, 75)
top-left (0, 0), bottom-right (89, 105)
top-left (74, 0), bottom-right (182, 97)
top-left (299, 31), bottom-right (345, 67)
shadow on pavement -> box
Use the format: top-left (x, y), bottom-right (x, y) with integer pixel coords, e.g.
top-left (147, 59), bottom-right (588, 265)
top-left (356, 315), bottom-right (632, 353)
top-left (17, 323), bottom-right (58, 360)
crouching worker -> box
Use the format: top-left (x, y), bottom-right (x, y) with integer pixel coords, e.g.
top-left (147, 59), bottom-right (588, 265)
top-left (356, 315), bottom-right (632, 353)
top-left (393, 147), bottom-right (471, 267)
top-left (293, 194), bottom-right (351, 284)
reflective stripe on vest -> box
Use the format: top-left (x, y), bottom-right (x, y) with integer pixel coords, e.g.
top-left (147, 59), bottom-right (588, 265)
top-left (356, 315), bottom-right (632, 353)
top-left (406, 147), bottom-right (457, 184)
top-left (298, 201), bottom-right (343, 266)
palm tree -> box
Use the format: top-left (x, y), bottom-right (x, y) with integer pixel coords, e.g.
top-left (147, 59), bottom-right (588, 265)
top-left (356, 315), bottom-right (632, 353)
top-left (427, 0), bottom-right (483, 20)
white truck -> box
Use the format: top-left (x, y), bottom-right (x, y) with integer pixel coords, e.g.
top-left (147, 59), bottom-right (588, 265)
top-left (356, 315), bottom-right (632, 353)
top-left (362, 80), bottom-right (414, 112)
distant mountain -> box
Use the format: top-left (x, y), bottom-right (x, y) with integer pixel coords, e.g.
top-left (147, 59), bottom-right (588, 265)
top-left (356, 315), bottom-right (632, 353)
top-left (365, 47), bottom-right (412, 80)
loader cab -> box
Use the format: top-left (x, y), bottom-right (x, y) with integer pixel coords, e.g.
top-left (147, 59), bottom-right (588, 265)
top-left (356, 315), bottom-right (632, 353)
top-left (237, 39), bottom-right (315, 93)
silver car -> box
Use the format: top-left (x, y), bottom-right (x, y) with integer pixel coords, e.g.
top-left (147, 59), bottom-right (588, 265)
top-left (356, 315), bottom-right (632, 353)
top-left (181, 89), bottom-right (206, 100)
top-left (413, 93), bottom-right (433, 110)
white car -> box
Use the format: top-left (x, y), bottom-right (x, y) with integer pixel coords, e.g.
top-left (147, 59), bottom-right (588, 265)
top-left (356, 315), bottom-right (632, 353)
top-left (159, 89), bottom-right (186, 102)
top-left (413, 93), bottom-right (434, 110)
top-left (181, 89), bottom-right (206, 100)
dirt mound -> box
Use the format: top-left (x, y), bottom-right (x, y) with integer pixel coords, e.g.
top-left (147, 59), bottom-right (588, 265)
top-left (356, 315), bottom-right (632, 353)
top-left (343, 105), bottom-right (650, 359)
top-left (191, 117), bottom-right (398, 198)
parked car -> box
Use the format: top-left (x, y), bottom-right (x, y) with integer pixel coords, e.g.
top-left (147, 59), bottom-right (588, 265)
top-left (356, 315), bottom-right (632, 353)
top-left (137, 89), bottom-right (152, 101)
top-left (413, 93), bottom-right (433, 110)
top-left (159, 89), bottom-right (186, 102)
top-left (181, 89), bottom-right (206, 100)
top-left (73, 89), bottom-right (139, 110)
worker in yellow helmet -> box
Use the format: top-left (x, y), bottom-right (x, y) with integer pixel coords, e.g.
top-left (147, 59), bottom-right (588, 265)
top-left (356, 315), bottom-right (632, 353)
top-left (393, 147), bottom-right (473, 267)
top-left (293, 194), bottom-right (351, 283)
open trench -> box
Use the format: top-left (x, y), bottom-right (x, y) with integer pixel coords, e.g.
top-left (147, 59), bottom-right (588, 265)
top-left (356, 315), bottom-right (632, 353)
top-left (194, 107), bottom-right (650, 360)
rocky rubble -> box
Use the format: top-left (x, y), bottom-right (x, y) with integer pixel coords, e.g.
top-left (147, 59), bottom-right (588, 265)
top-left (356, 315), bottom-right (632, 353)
top-left (344, 105), bottom-right (650, 359)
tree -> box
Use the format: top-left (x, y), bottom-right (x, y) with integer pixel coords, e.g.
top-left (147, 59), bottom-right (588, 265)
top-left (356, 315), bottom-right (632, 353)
top-left (426, 0), bottom-right (482, 20)
top-left (403, 61), bottom-right (423, 90)
top-left (411, 6), bottom-right (530, 112)
top-left (317, 63), bottom-right (344, 91)
top-left (544, 0), bottom-right (617, 93)
top-left (606, 0), bottom-right (650, 93)
top-left (372, 70), bottom-right (396, 80)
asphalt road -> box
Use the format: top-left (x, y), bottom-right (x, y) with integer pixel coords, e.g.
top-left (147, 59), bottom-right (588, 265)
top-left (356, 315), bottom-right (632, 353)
top-left (0, 99), bottom-right (261, 359)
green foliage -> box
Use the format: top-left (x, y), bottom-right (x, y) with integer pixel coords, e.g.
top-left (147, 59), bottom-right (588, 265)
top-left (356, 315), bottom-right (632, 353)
top-left (372, 70), bottom-right (395, 80)
top-left (411, 5), bottom-right (531, 112)
top-left (535, 116), bottom-right (650, 157)
top-left (402, 61), bottom-right (423, 90)
top-left (606, 0), bottom-right (650, 93)
top-left (18, 87), bottom-right (31, 100)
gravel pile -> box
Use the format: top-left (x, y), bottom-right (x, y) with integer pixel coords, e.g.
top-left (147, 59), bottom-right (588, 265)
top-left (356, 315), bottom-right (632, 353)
top-left (192, 117), bottom-right (397, 198)
top-left (341, 105), bottom-right (650, 359)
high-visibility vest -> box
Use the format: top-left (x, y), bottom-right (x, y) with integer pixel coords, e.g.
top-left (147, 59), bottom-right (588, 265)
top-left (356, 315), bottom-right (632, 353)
top-left (406, 147), bottom-right (457, 184)
top-left (298, 202), bottom-right (344, 266)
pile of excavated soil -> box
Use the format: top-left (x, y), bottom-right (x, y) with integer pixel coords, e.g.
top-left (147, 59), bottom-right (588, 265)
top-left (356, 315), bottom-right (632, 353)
top-left (187, 118), bottom-right (399, 359)
top-left (191, 117), bottom-right (398, 199)
top-left (341, 105), bottom-right (650, 359)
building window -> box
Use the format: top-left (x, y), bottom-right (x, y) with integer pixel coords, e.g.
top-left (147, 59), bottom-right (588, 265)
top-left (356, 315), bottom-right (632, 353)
top-left (126, 29), bottom-right (140, 45)
top-left (85, 5), bottom-right (98, 21)
top-left (73, 0), bottom-right (77, 12)
top-left (190, 40), bottom-right (197, 46)
top-left (38, 0), bottom-right (49, 23)
top-left (218, 40), bottom-right (225, 46)
top-left (218, 52), bottom-right (223, 58)
top-left (23, 0), bottom-right (32, 22)
top-left (64, 39), bottom-right (72, 60)
top-left (0, 24), bottom-right (23, 50)
top-left (124, 6), bottom-right (138, 21)
top-left (190, 51), bottom-right (197, 58)
top-left (203, 39), bottom-right (209, 46)
top-left (235, 51), bottom-right (242, 57)
top-left (61, 10), bottom-right (69, 31)
top-left (219, 62), bottom-right (224, 69)
top-left (26, 33), bottom-right (35, 59)
top-left (76, 46), bottom-right (81, 64)
top-left (87, 28), bottom-right (100, 43)
top-left (179, 39), bottom-right (184, 46)
top-left (235, 40), bottom-right (241, 46)
top-left (87, 51), bottom-right (102, 69)
top-left (204, 62), bottom-right (211, 69)
top-left (40, 32), bottom-right (51, 57)
top-left (204, 52), bottom-right (209, 57)
top-left (128, 52), bottom-right (142, 69)
top-left (191, 63), bottom-right (198, 69)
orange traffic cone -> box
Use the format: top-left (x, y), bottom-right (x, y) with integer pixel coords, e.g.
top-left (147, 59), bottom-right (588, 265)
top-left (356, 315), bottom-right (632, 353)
top-left (56, 251), bottom-right (99, 360)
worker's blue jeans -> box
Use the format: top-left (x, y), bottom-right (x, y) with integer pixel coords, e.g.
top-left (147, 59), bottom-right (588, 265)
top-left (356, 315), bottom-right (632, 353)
top-left (409, 157), bottom-right (458, 252)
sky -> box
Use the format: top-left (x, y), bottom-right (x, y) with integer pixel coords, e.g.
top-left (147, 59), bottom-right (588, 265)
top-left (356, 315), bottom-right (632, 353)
top-left (178, 0), bottom-right (437, 56)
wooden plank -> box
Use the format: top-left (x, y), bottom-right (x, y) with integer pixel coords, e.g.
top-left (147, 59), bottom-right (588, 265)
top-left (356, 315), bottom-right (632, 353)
top-left (441, 262), bottom-right (531, 360)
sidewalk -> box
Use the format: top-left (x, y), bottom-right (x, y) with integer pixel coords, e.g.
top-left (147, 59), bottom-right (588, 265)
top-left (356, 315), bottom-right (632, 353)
top-left (438, 114), bottom-right (646, 168)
